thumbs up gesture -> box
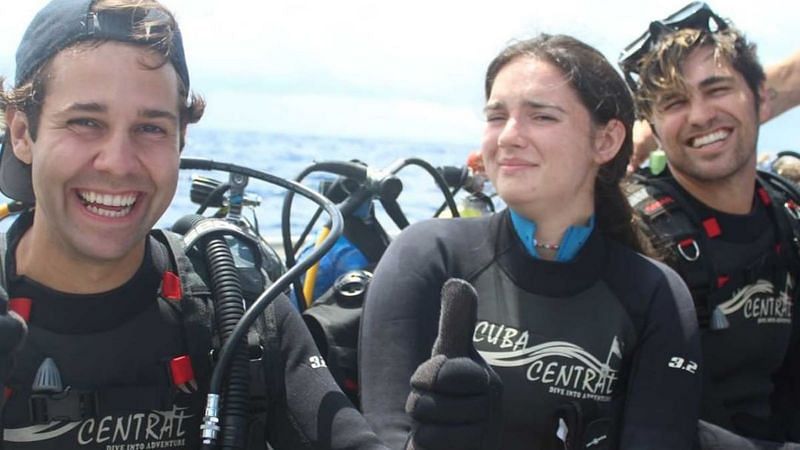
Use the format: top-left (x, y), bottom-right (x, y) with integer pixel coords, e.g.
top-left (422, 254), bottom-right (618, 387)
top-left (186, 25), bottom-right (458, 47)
top-left (404, 279), bottom-right (503, 450)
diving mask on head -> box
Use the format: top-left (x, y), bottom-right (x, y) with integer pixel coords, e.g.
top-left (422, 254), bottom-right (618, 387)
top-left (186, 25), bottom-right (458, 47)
top-left (618, 2), bottom-right (729, 92)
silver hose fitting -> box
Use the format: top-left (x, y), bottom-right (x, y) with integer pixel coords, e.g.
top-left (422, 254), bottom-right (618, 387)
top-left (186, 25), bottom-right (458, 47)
top-left (200, 394), bottom-right (221, 444)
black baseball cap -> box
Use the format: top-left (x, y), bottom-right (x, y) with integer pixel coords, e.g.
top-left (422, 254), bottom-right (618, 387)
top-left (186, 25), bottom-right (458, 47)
top-left (0, 0), bottom-right (190, 203)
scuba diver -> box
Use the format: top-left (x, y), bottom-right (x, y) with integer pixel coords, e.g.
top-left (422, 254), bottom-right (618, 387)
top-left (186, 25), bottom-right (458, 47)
top-left (626, 48), bottom-right (800, 173)
top-left (360, 33), bottom-right (701, 450)
top-left (619, 2), bottom-right (800, 448)
top-left (0, 1), bottom-right (471, 449)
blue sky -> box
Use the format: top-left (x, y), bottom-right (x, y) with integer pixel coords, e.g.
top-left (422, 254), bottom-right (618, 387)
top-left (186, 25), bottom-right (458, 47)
top-left (1, 0), bottom-right (797, 150)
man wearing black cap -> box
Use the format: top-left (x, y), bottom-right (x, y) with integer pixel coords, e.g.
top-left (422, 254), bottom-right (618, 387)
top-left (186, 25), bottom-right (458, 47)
top-left (0, 1), bottom-right (399, 449)
top-left (620, 2), bottom-right (800, 448)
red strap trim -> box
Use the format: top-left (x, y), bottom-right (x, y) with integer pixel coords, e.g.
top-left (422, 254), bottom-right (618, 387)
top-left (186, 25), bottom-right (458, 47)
top-left (717, 276), bottom-right (730, 288)
top-left (9, 297), bottom-right (32, 322)
top-left (702, 218), bottom-right (721, 238)
top-left (4, 387), bottom-right (12, 400)
top-left (678, 238), bottom-right (695, 248)
top-left (161, 272), bottom-right (182, 301)
top-left (169, 355), bottom-right (195, 386)
top-left (757, 187), bottom-right (771, 206)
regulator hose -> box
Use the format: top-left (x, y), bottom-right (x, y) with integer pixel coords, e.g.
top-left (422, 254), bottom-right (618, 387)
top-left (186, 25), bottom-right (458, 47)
top-left (203, 237), bottom-right (251, 450)
top-left (281, 161), bottom-right (369, 308)
top-left (180, 158), bottom-right (343, 449)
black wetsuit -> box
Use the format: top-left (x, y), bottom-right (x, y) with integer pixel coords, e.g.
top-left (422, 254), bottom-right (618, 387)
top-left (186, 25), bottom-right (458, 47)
top-left (1, 213), bottom-right (387, 450)
top-left (630, 174), bottom-right (800, 447)
top-left (360, 210), bottom-right (702, 450)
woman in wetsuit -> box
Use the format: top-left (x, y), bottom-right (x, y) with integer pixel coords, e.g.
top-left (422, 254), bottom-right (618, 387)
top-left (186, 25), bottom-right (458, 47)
top-left (359, 34), bottom-right (702, 450)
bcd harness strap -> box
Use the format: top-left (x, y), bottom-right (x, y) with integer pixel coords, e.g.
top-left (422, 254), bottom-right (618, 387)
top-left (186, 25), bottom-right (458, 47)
top-left (148, 230), bottom-right (275, 447)
top-left (0, 229), bottom-right (271, 436)
top-left (0, 230), bottom-right (216, 423)
top-left (627, 170), bottom-right (800, 329)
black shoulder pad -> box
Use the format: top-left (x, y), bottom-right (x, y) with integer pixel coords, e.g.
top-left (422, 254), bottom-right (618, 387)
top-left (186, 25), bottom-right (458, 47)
top-left (151, 229), bottom-right (211, 298)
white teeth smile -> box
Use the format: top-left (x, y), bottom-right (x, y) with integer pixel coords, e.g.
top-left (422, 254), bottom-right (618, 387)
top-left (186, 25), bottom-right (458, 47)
top-left (690, 130), bottom-right (730, 148)
top-left (85, 204), bottom-right (132, 218)
top-left (79, 191), bottom-right (137, 207)
top-left (78, 191), bottom-right (138, 218)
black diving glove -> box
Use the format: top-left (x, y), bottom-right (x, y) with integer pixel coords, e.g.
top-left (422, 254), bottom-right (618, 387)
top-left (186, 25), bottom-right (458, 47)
top-left (405, 278), bottom-right (503, 450)
top-left (1, 286), bottom-right (27, 404)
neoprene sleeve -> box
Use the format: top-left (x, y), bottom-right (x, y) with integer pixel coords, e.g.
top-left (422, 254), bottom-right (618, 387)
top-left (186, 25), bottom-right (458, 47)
top-left (263, 296), bottom-right (388, 449)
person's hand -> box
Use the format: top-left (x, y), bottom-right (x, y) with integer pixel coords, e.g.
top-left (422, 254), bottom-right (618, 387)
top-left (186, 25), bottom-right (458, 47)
top-left (405, 279), bottom-right (503, 450)
top-left (628, 120), bottom-right (659, 174)
top-left (1, 286), bottom-right (27, 403)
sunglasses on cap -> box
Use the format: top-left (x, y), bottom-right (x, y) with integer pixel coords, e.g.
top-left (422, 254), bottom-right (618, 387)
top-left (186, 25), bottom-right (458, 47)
top-left (618, 2), bottom-right (729, 92)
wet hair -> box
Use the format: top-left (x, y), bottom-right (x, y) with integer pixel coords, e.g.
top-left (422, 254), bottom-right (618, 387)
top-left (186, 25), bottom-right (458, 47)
top-left (485, 33), bottom-right (643, 252)
top-left (633, 27), bottom-right (764, 119)
top-left (0, 0), bottom-right (204, 148)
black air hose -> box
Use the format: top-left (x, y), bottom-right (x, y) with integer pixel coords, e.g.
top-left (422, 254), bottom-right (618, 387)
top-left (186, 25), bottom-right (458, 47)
top-left (182, 158), bottom-right (344, 449)
top-left (204, 237), bottom-right (250, 450)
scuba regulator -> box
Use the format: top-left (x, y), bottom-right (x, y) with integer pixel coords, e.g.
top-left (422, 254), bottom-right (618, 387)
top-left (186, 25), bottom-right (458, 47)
top-left (174, 158), bottom-right (344, 450)
top-left (283, 157), bottom-right (478, 309)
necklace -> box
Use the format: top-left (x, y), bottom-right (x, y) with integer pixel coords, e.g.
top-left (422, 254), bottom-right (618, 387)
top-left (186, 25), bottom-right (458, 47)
top-left (533, 240), bottom-right (560, 251)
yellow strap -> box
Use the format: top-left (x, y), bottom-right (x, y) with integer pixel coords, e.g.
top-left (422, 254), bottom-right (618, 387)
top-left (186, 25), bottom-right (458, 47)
top-left (302, 226), bottom-right (331, 307)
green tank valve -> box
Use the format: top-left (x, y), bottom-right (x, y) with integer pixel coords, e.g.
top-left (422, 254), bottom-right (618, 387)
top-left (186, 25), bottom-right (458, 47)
top-left (649, 150), bottom-right (667, 175)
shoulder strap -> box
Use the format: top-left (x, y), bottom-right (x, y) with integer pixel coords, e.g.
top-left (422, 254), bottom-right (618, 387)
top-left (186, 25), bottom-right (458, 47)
top-left (153, 228), bottom-right (272, 445)
top-left (626, 176), bottom-right (721, 326)
top-left (626, 176), bottom-right (719, 282)
top-left (756, 171), bottom-right (800, 272)
top-left (153, 229), bottom-right (212, 298)
top-left (143, 229), bottom-right (215, 412)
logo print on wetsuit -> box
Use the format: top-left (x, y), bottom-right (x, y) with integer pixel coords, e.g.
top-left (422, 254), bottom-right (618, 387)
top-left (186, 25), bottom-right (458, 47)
top-left (474, 321), bottom-right (622, 402)
top-left (4, 406), bottom-right (193, 448)
top-left (716, 274), bottom-right (793, 325)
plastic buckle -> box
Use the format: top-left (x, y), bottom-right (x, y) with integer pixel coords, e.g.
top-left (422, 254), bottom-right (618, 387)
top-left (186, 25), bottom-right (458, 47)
top-left (30, 388), bottom-right (98, 423)
top-left (677, 239), bottom-right (700, 261)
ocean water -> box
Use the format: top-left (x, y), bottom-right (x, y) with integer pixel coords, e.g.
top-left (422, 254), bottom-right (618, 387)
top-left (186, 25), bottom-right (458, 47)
top-left (171, 129), bottom-right (476, 238)
top-left (0, 129), bottom-right (476, 237)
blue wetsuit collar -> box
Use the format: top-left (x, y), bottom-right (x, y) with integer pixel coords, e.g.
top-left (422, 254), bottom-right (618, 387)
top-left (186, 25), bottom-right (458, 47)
top-left (509, 209), bottom-right (595, 262)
